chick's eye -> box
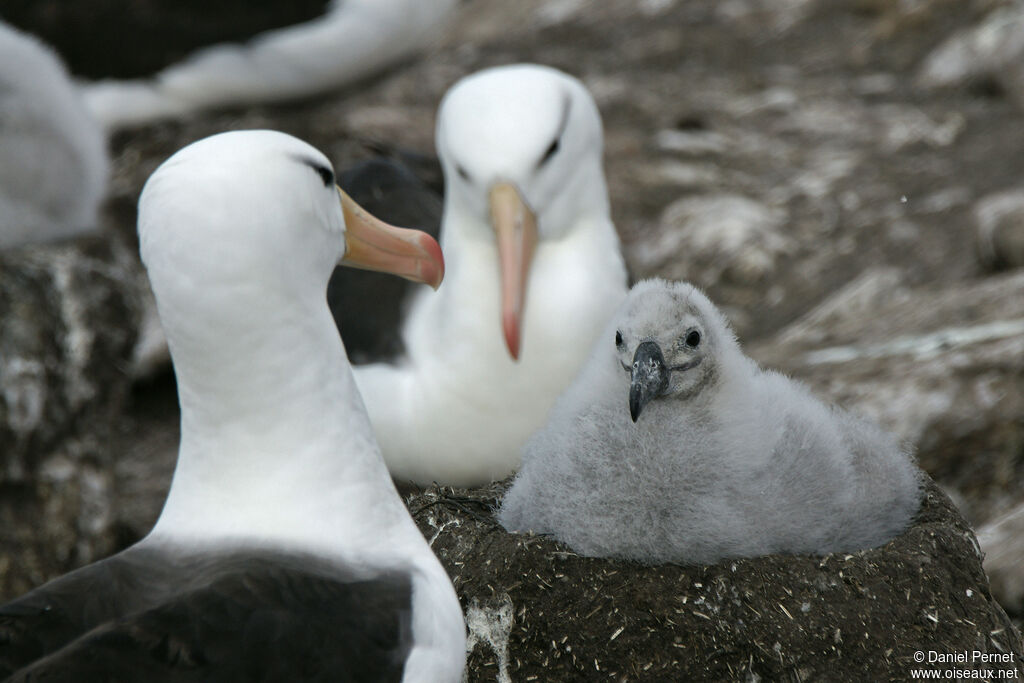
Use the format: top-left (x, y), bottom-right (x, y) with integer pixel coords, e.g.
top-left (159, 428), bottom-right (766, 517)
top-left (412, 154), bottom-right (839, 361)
top-left (615, 330), bottom-right (623, 347)
top-left (685, 330), bottom-right (701, 347)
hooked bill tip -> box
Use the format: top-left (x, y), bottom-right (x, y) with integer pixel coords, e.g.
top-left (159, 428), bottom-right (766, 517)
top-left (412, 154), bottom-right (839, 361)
top-left (503, 311), bottom-right (521, 361)
top-left (419, 233), bottom-right (445, 290)
top-left (629, 387), bottom-right (642, 422)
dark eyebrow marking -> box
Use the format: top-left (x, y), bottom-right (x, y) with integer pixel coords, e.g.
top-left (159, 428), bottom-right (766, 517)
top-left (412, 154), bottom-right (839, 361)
top-left (294, 155), bottom-right (335, 187)
top-left (537, 92), bottom-right (572, 168)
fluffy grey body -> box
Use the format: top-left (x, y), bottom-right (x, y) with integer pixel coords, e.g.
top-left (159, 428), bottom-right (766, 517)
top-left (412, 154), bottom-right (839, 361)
top-left (500, 279), bottom-right (923, 565)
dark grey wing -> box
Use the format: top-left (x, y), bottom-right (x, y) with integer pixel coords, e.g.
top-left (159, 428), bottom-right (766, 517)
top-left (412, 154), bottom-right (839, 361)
top-left (5, 559), bottom-right (413, 683)
top-left (328, 157), bottom-right (443, 364)
top-left (0, 547), bottom-right (183, 678)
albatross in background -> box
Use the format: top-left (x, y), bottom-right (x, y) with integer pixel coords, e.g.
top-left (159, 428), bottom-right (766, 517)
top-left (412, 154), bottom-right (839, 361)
top-left (500, 279), bottom-right (923, 564)
top-left (0, 130), bottom-right (464, 682)
top-left (354, 64), bottom-right (628, 487)
top-left (0, 21), bottom-right (107, 249)
top-left (82, 0), bottom-right (458, 131)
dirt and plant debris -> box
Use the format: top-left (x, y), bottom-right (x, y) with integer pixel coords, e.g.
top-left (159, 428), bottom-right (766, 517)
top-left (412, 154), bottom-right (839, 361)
top-left (410, 479), bottom-right (1023, 682)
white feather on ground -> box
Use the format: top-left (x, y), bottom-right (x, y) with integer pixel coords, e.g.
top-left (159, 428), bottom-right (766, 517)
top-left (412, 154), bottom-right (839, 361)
top-left (0, 22), bottom-right (107, 249)
top-left (500, 279), bottom-right (923, 565)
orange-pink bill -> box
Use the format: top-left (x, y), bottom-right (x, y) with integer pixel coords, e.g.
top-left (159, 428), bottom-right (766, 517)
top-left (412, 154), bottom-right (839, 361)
top-left (489, 182), bottom-right (539, 361)
top-left (338, 187), bottom-right (444, 290)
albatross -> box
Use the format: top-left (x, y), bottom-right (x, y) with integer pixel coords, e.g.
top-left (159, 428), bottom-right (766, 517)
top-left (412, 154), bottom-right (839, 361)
top-left (500, 279), bottom-right (923, 564)
top-left (0, 130), bottom-right (464, 682)
top-left (0, 20), bottom-right (107, 249)
top-left (81, 0), bottom-right (458, 131)
top-left (354, 64), bottom-right (628, 487)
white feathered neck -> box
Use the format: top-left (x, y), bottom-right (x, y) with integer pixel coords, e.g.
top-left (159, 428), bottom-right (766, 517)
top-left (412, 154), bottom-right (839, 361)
top-left (137, 131), bottom-right (422, 562)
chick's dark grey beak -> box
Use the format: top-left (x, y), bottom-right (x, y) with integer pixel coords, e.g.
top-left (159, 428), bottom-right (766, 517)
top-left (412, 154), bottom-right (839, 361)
top-left (629, 340), bottom-right (670, 423)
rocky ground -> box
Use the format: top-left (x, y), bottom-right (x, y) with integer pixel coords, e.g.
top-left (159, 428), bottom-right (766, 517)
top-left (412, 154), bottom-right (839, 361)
top-left (2, 0), bottom-right (1023, 675)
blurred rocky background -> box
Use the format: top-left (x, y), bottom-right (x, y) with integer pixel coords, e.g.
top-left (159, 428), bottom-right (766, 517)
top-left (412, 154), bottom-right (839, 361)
top-left (1, 0), bottom-right (1023, 672)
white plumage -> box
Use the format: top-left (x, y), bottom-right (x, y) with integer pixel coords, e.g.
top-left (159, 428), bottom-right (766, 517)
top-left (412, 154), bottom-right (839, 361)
top-left (0, 21), bottom-right (107, 249)
top-left (354, 64), bottom-right (628, 487)
top-left (82, 0), bottom-right (457, 130)
top-left (141, 131), bottom-right (462, 681)
top-left (0, 131), bottom-right (463, 681)
top-left (500, 279), bottom-right (923, 564)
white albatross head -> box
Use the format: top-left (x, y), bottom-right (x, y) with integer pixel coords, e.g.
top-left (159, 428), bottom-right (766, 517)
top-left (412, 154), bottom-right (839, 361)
top-left (139, 129), bottom-right (443, 314)
top-left (436, 63), bottom-right (607, 359)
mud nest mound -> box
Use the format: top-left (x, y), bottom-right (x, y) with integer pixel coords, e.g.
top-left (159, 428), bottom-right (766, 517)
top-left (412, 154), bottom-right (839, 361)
top-left (409, 478), bottom-right (1023, 682)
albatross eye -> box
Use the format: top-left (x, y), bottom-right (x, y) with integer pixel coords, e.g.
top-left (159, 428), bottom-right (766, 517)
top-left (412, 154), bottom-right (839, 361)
top-left (539, 136), bottom-right (560, 167)
top-left (312, 164), bottom-right (334, 187)
top-left (456, 164), bottom-right (471, 182)
top-left (297, 156), bottom-right (335, 187)
top-left (685, 330), bottom-right (701, 348)
top-left (615, 330), bottom-right (623, 348)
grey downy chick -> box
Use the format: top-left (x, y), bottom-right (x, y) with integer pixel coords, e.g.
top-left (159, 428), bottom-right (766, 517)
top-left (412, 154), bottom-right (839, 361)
top-left (499, 279), bottom-right (923, 565)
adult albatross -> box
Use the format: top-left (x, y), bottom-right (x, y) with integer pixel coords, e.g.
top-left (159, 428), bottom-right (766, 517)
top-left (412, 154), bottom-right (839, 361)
top-left (0, 130), bottom-right (464, 682)
top-left (81, 0), bottom-right (458, 131)
top-left (354, 64), bottom-right (628, 487)
top-left (0, 20), bottom-right (107, 249)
